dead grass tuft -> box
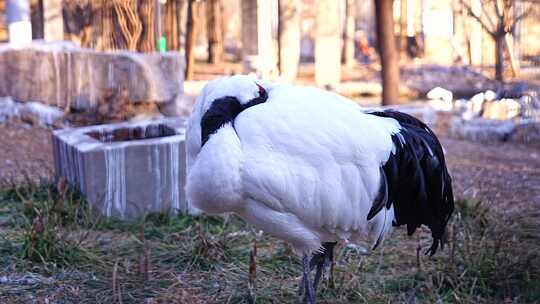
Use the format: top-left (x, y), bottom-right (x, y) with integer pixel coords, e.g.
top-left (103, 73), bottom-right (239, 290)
top-left (0, 183), bottom-right (538, 303)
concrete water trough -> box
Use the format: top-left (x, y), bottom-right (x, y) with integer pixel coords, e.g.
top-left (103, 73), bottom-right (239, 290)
top-left (52, 118), bottom-right (188, 219)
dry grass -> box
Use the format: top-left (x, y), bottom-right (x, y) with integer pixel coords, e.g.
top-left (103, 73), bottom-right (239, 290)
top-left (0, 181), bottom-right (538, 303)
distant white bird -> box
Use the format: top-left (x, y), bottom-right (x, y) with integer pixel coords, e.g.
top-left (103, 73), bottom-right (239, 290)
top-left (186, 75), bottom-right (454, 304)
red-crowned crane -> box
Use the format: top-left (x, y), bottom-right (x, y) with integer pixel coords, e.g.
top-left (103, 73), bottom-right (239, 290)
top-left (186, 75), bottom-right (454, 304)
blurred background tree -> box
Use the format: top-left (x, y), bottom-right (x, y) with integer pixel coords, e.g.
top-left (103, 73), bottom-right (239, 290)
top-left (374, 0), bottom-right (400, 105)
top-left (460, 0), bottom-right (536, 82)
top-left (1, 0), bottom-right (539, 105)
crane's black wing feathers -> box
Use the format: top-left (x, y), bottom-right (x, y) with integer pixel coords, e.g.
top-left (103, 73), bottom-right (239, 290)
top-left (367, 110), bottom-right (454, 256)
top-left (366, 167), bottom-right (389, 222)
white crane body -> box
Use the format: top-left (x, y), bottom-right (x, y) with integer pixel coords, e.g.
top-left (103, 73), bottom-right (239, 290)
top-left (186, 76), bottom-right (454, 302)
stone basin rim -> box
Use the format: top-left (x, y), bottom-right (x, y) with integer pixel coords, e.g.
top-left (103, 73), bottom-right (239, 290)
top-left (53, 118), bottom-right (186, 153)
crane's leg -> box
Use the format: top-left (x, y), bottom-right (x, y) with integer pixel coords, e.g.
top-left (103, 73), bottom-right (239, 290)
top-left (302, 254), bottom-right (316, 304)
top-left (298, 252), bottom-right (324, 296)
top-left (312, 242), bottom-right (336, 292)
top-left (299, 242), bottom-right (337, 297)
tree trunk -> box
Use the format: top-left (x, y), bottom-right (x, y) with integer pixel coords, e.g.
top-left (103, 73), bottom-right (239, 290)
top-left (504, 33), bottom-right (519, 78)
top-left (277, 0), bottom-right (282, 72)
top-left (342, 0), bottom-right (355, 66)
top-left (206, 0), bottom-right (223, 64)
top-left (399, 0), bottom-right (407, 58)
top-left (185, 0), bottom-right (197, 80)
top-left (494, 33), bottom-right (504, 82)
top-left (138, 0), bottom-right (156, 52)
top-left (314, 0), bottom-right (341, 86)
top-left (278, 0), bottom-right (301, 81)
top-left (461, 1), bottom-right (473, 65)
top-left (101, 1), bottom-right (116, 51)
top-left (375, 0), bottom-right (400, 105)
top-left (7, 0), bottom-right (33, 46)
top-left (31, 0), bottom-right (44, 39)
top-left (165, 0), bottom-right (180, 51)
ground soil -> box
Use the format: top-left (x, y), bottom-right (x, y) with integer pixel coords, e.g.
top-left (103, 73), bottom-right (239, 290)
top-left (0, 119), bottom-right (54, 184)
top-left (1, 119), bottom-right (538, 214)
top-left (441, 137), bottom-right (539, 214)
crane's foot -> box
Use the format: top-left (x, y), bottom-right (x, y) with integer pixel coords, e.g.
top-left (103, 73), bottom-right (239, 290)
top-left (298, 242), bottom-right (337, 301)
top-left (312, 242), bottom-right (336, 292)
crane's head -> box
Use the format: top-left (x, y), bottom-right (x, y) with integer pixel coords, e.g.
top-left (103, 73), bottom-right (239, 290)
top-left (193, 75), bottom-right (268, 147)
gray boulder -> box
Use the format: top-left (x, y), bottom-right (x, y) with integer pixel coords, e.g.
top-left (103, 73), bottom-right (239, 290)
top-left (0, 41), bottom-right (184, 111)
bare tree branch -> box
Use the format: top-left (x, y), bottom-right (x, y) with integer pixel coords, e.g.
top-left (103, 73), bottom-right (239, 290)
top-left (461, 0), bottom-right (496, 36)
top-left (479, 0), bottom-right (499, 33)
top-left (494, 0), bottom-right (503, 18)
top-left (510, 4), bottom-right (535, 32)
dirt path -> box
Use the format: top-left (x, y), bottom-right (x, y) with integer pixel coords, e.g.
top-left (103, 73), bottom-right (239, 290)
top-left (1, 120), bottom-right (538, 214)
top-left (442, 137), bottom-right (540, 214)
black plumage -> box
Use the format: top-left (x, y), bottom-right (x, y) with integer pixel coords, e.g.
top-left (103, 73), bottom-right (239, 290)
top-left (200, 84), bottom-right (268, 146)
top-left (367, 110), bottom-right (454, 256)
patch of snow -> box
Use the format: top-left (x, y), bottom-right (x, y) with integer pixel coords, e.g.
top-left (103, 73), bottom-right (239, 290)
top-left (0, 97), bottom-right (65, 127)
top-left (0, 273), bottom-right (53, 285)
top-left (469, 92), bottom-right (486, 116)
top-left (484, 90), bottom-right (496, 101)
top-left (501, 98), bottom-right (521, 119)
top-left (428, 99), bottom-right (453, 111)
top-left (427, 86), bottom-right (453, 103)
top-left (0, 97), bottom-right (20, 122)
top-left (19, 101), bottom-right (64, 126)
top-left (129, 112), bottom-right (164, 123)
top-left (344, 243), bottom-right (369, 255)
top-left (450, 117), bottom-right (516, 142)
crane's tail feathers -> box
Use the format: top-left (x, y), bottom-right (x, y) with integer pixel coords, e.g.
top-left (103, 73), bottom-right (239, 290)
top-left (367, 110), bottom-right (455, 256)
top-left (425, 228), bottom-right (448, 256)
top-left (367, 168), bottom-right (389, 221)
top-left (371, 206), bottom-right (391, 250)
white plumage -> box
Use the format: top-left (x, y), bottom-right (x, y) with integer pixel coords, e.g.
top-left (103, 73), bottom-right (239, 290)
top-left (186, 75), bottom-right (454, 303)
top-left (188, 77), bottom-right (395, 251)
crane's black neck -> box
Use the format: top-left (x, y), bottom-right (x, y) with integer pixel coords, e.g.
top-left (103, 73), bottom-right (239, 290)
top-left (201, 85), bottom-right (267, 146)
